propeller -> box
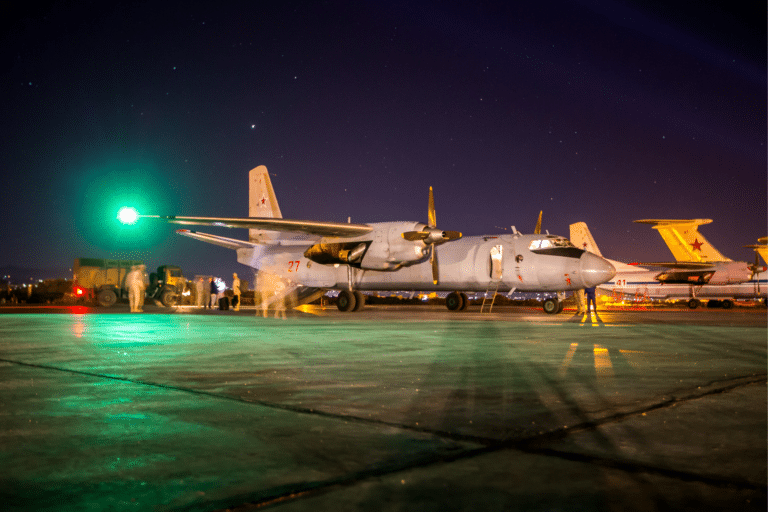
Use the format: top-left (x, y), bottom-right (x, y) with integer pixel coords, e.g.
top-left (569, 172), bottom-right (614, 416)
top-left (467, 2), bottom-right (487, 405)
top-left (402, 187), bottom-right (462, 284)
top-left (743, 237), bottom-right (768, 277)
top-left (534, 210), bottom-right (543, 235)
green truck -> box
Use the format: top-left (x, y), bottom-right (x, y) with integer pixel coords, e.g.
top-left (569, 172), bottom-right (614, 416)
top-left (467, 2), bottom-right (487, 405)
top-left (73, 258), bottom-right (186, 307)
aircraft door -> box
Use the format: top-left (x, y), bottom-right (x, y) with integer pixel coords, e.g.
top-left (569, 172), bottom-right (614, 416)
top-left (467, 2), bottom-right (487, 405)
top-left (490, 245), bottom-right (503, 280)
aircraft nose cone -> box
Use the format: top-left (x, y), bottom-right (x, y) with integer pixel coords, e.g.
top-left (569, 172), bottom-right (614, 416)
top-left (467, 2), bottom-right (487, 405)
top-left (580, 252), bottom-right (616, 287)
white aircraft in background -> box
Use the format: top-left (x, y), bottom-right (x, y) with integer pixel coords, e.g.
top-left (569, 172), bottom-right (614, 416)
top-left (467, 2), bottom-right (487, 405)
top-left (570, 222), bottom-right (767, 309)
top-left (126, 166), bottom-right (615, 314)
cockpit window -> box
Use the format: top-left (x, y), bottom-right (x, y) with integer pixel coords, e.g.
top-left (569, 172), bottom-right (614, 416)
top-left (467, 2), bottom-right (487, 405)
top-left (529, 237), bottom-right (583, 258)
top-left (528, 237), bottom-right (575, 251)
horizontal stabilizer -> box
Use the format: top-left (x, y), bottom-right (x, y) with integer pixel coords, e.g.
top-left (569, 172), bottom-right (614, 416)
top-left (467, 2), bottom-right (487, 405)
top-left (634, 219), bottom-right (713, 226)
top-left (175, 229), bottom-right (257, 250)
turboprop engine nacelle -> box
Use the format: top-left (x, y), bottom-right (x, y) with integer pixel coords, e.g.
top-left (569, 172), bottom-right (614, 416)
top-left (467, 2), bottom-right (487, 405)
top-left (359, 222), bottom-right (431, 271)
top-left (707, 262), bottom-right (754, 285)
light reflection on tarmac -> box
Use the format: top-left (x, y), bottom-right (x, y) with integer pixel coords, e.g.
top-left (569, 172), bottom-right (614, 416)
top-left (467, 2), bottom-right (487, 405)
top-left (0, 305), bottom-right (765, 511)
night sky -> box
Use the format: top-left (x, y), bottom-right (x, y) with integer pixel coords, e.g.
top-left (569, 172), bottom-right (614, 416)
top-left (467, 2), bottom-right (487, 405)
top-left (2, 1), bottom-right (765, 283)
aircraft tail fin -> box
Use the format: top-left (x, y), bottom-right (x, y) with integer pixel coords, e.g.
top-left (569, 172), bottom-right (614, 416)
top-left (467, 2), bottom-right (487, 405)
top-left (569, 222), bottom-right (602, 258)
top-left (633, 219), bottom-right (730, 262)
top-left (744, 237), bottom-right (768, 266)
top-left (570, 222), bottom-right (645, 273)
top-left (249, 165), bottom-right (283, 243)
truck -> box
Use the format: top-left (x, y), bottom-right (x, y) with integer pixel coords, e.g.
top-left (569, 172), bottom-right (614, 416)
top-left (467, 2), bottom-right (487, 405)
top-left (72, 258), bottom-right (186, 307)
top-left (146, 265), bottom-right (186, 307)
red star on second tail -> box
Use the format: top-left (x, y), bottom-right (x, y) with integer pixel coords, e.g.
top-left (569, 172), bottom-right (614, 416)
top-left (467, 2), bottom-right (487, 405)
top-left (690, 238), bottom-right (703, 251)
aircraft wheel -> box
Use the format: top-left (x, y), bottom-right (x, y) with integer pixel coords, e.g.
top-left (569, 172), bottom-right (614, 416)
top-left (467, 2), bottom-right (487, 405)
top-left (557, 301), bottom-right (565, 313)
top-left (543, 298), bottom-right (559, 314)
top-left (446, 292), bottom-right (463, 311)
top-left (687, 299), bottom-right (700, 309)
top-left (721, 299), bottom-right (733, 309)
top-left (97, 289), bottom-right (117, 307)
top-left (337, 290), bottom-right (357, 312)
top-left (353, 291), bottom-right (365, 311)
top-left (160, 290), bottom-right (178, 307)
top-left (459, 292), bottom-right (469, 310)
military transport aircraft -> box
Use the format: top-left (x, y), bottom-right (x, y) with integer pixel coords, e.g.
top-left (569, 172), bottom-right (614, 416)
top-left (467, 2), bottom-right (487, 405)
top-left (127, 166), bottom-right (615, 314)
top-left (570, 222), bottom-right (767, 309)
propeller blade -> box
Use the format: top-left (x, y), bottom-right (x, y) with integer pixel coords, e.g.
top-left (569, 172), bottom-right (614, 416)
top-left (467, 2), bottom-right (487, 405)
top-left (442, 230), bottom-right (462, 241)
top-left (431, 246), bottom-right (439, 284)
top-left (428, 186), bottom-right (436, 228)
top-left (534, 211), bottom-right (542, 235)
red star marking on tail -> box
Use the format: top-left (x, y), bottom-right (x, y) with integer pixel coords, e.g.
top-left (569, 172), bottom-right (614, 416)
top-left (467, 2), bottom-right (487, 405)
top-left (690, 238), bottom-right (703, 251)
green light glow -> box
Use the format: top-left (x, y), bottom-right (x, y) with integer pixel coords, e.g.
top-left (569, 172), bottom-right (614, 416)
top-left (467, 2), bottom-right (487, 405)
top-left (117, 207), bottom-right (139, 225)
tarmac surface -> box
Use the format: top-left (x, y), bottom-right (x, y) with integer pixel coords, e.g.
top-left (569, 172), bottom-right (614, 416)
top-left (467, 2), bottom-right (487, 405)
top-left (0, 304), bottom-right (766, 511)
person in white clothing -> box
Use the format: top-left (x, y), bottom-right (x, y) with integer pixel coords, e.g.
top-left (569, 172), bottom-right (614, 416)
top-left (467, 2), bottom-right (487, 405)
top-left (126, 266), bottom-right (145, 313)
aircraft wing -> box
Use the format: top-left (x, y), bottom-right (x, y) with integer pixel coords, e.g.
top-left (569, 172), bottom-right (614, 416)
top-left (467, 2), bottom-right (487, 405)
top-left (175, 229), bottom-right (258, 250)
top-left (140, 215), bottom-right (373, 237)
top-left (634, 261), bottom-right (716, 269)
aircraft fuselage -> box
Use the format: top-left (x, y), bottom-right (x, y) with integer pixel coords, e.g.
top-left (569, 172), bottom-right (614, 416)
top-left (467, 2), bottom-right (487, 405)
top-left (238, 230), bottom-right (614, 293)
top-left (601, 269), bottom-right (767, 302)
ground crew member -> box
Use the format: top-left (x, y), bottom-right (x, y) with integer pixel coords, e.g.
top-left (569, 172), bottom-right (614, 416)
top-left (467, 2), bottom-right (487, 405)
top-left (574, 288), bottom-right (586, 314)
top-left (127, 266), bottom-right (143, 313)
top-left (209, 277), bottom-right (218, 309)
top-left (137, 265), bottom-right (147, 312)
top-left (195, 277), bottom-right (205, 307)
top-left (232, 273), bottom-right (241, 311)
top-left (585, 286), bottom-right (597, 313)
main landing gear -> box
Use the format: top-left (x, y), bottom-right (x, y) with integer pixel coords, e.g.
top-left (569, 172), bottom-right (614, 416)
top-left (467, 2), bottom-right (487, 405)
top-left (336, 290), bottom-right (365, 312)
top-left (542, 297), bottom-right (565, 315)
top-left (445, 291), bottom-right (470, 311)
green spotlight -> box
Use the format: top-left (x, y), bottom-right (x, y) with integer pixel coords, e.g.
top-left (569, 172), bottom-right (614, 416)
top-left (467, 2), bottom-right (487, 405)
top-left (117, 206), bottom-right (139, 225)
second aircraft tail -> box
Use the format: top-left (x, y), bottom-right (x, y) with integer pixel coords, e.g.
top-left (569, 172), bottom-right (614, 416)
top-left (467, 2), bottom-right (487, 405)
top-left (249, 165), bottom-right (283, 243)
top-left (633, 219), bottom-right (730, 263)
top-left (570, 222), bottom-right (642, 273)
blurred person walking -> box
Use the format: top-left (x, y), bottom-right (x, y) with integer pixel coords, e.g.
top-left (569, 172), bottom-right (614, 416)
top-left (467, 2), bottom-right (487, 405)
top-left (195, 277), bottom-right (205, 308)
top-left (137, 265), bottom-right (148, 312)
top-left (126, 266), bottom-right (143, 313)
top-left (232, 273), bottom-right (241, 311)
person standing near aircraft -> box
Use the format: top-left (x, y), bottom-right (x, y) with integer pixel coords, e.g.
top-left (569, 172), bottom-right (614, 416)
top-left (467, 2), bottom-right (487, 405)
top-left (232, 273), bottom-right (241, 311)
top-left (574, 288), bottom-right (587, 314)
top-left (585, 286), bottom-right (597, 312)
top-left (126, 265), bottom-right (143, 313)
top-left (137, 264), bottom-right (148, 312)
top-left (209, 277), bottom-right (217, 309)
top-left (195, 277), bottom-right (205, 308)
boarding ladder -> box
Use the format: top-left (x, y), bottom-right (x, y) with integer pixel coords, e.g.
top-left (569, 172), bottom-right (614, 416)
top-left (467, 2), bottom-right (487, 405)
top-left (480, 280), bottom-right (500, 313)
top-left (481, 244), bottom-right (504, 313)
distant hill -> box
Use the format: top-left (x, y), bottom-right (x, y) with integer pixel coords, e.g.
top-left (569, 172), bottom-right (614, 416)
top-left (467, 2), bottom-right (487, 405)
top-left (1, 265), bottom-right (71, 284)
